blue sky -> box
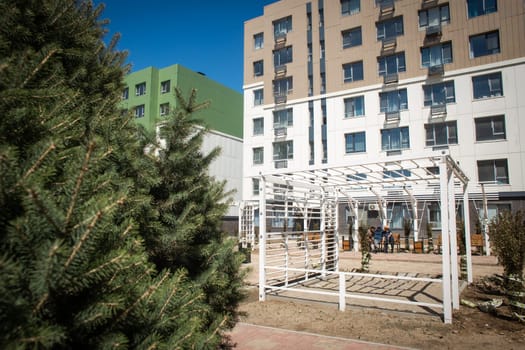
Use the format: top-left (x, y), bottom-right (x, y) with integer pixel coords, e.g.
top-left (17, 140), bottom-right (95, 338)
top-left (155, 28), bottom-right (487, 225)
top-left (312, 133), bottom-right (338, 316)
top-left (97, 1), bottom-right (277, 93)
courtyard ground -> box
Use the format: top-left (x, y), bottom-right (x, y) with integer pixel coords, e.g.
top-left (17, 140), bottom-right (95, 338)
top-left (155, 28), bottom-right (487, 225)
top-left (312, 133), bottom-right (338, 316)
top-left (230, 250), bottom-right (524, 349)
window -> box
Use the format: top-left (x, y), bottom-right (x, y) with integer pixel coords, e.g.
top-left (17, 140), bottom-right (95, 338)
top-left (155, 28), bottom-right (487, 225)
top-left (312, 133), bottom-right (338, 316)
top-left (418, 4), bottom-right (450, 28)
top-left (253, 117), bottom-right (264, 136)
top-left (423, 81), bottom-right (455, 106)
top-left (160, 80), bottom-right (170, 94)
top-left (342, 27), bottom-right (362, 48)
top-left (320, 40), bottom-right (325, 59)
top-left (467, 0), bottom-right (497, 18)
top-left (376, 16), bottom-right (404, 41)
top-left (478, 203), bottom-right (511, 224)
top-left (343, 61), bottom-right (363, 83)
top-left (421, 42), bottom-right (452, 67)
top-left (475, 115), bottom-right (506, 141)
top-left (253, 60), bottom-right (264, 77)
top-left (254, 32), bottom-right (264, 49)
top-left (254, 89), bottom-right (264, 106)
top-left (273, 46), bottom-right (292, 67)
top-left (425, 121), bottom-right (458, 146)
top-left (135, 82), bottom-right (146, 96)
top-left (472, 72), bottom-right (503, 99)
top-left (477, 159), bottom-right (509, 184)
top-left (253, 147), bottom-right (264, 165)
top-left (381, 127), bottom-right (410, 151)
top-left (273, 77), bottom-right (293, 96)
top-left (378, 52), bottom-right (406, 76)
top-left (379, 89), bottom-right (408, 113)
top-left (386, 203), bottom-right (412, 230)
top-left (427, 202), bottom-right (442, 229)
top-left (320, 73), bottom-right (326, 94)
top-left (273, 108), bottom-right (293, 128)
top-left (122, 87), bottom-right (129, 100)
top-left (252, 178), bottom-right (260, 196)
top-left (308, 43), bottom-right (313, 62)
top-left (345, 132), bottom-right (366, 154)
top-left (347, 173), bottom-right (367, 181)
top-left (383, 169), bottom-right (411, 178)
top-left (344, 96), bottom-right (365, 117)
top-left (159, 103), bottom-right (169, 116)
top-left (273, 16), bottom-right (292, 38)
top-left (273, 140), bottom-right (293, 160)
top-left (341, 0), bottom-right (360, 15)
top-left (469, 31), bottom-right (500, 58)
top-left (134, 104), bottom-right (145, 118)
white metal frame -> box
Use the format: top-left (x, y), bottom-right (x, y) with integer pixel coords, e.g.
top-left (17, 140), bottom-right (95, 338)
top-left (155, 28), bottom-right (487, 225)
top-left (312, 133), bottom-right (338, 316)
top-left (254, 151), bottom-right (476, 323)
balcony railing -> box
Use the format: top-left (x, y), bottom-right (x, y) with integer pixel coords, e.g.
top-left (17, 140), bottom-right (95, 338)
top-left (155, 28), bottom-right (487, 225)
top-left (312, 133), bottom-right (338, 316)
top-left (378, 0), bottom-right (395, 18)
top-left (426, 24), bottom-right (442, 37)
top-left (383, 73), bottom-right (399, 84)
top-left (430, 104), bottom-right (447, 117)
top-left (274, 64), bottom-right (287, 77)
top-left (274, 93), bottom-right (287, 105)
top-left (273, 126), bottom-right (287, 138)
top-left (274, 160), bottom-right (288, 169)
top-left (428, 64), bottom-right (444, 76)
top-left (274, 32), bottom-right (287, 49)
top-left (381, 37), bottom-right (397, 53)
top-left (385, 110), bottom-right (400, 122)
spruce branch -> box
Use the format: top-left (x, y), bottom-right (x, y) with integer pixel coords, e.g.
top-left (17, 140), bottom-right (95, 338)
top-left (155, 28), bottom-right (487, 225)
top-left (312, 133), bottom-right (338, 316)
top-left (118, 271), bottom-right (170, 321)
top-left (21, 48), bottom-right (60, 88)
top-left (204, 315), bottom-right (228, 346)
top-left (82, 253), bottom-right (126, 279)
top-left (64, 142), bottom-right (95, 230)
top-left (65, 197), bottom-right (126, 269)
top-left (17, 143), bottom-right (56, 187)
top-left (25, 188), bottom-right (62, 234)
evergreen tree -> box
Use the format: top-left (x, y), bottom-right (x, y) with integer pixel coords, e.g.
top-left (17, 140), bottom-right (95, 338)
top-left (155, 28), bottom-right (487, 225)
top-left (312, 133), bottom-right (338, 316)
top-left (0, 0), bottom-right (242, 348)
top-left (144, 88), bottom-right (245, 337)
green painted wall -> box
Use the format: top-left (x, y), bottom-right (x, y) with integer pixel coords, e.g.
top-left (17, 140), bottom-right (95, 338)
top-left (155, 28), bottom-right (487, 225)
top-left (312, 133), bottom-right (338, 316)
top-left (120, 64), bottom-right (243, 138)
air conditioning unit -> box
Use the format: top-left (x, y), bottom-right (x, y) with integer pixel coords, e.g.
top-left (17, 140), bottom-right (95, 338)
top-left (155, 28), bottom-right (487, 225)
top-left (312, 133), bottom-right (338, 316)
top-left (368, 204), bottom-right (379, 211)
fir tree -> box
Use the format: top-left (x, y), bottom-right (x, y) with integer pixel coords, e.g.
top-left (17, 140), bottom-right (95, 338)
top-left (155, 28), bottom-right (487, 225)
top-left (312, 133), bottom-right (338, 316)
top-left (144, 88), bottom-right (245, 339)
top-left (0, 0), bottom-right (242, 348)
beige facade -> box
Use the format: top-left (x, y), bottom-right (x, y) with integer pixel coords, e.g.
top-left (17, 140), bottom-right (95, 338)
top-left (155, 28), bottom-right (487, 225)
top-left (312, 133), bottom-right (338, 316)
top-left (244, 0), bottom-right (525, 100)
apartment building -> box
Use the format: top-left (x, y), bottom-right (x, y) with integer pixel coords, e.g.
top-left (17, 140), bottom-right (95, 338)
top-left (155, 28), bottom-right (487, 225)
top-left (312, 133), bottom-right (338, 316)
top-left (241, 0), bottom-right (525, 241)
top-left (120, 64), bottom-right (244, 230)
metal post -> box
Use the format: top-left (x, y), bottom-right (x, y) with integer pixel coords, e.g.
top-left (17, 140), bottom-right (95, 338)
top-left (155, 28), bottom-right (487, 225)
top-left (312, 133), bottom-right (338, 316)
top-left (258, 177), bottom-right (267, 302)
top-left (439, 158), bottom-right (452, 324)
top-left (448, 169), bottom-right (459, 309)
top-left (463, 189), bottom-right (473, 283)
top-left (339, 273), bottom-right (346, 311)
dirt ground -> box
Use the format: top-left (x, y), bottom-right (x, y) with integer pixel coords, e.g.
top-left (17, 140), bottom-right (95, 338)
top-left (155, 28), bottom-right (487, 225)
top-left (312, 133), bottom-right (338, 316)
top-left (238, 251), bottom-right (525, 350)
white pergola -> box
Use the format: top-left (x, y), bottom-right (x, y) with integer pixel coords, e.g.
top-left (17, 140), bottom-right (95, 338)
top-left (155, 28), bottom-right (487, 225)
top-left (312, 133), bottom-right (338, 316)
top-left (254, 150), bottom-right (473, 323)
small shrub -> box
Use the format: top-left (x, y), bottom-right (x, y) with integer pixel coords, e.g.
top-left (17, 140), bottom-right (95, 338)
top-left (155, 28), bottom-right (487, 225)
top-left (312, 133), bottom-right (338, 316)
top-left (358, 226), bottom-right (371, 272)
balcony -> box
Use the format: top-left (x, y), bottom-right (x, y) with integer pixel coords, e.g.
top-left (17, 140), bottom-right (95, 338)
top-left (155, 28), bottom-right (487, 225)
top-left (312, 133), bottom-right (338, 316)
top-left (274, 32), bottom-right (286, 49)
top-left (426, 24), bottom-right (442, 37)
top-left (274, 160), bottom-right (288, 169)
top-left (385, 110), bottom-right (400, 123)
top-left (428, 64), bottom-right (444, 76)
top-left (273, 126), bottom-right (287, 138)
top-left (274, 93), bottom-right (287, 105)
top-left (421, 0), bottom-right (438, 9)
top-left (274, 65), bottom-right (287, 78)
top-left (430, 104), bottom-right (447, 117)
top-left (383, 73), bottom-right (399, 85)
top-left (381, 37), bottom-right (397, 54)
top-left (378, 0), bottom-right (395, 18)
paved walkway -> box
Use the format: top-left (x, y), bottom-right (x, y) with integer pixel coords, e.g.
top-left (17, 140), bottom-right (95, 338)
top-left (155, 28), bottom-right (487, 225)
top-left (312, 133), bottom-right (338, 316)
top-left (229, 323), bottom-right (416, 350)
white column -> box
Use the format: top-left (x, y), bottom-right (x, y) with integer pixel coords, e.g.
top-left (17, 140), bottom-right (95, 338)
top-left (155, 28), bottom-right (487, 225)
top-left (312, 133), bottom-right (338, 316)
top-left (448, 169), bottom-right (459, 309)
top-left (440, 158), bottom-right (452, 324)
top-left (463, 189), bottom-right (473, 284)
top-left (258, 177), bottom-right (267, 302)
